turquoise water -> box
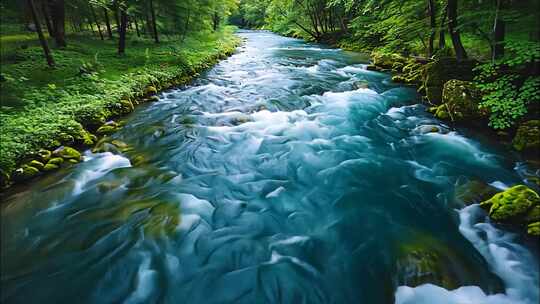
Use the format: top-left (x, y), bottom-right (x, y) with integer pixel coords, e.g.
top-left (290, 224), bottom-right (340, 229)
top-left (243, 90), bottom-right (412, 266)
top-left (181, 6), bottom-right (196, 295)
top-left (1, 30), bottom-right (538, 304)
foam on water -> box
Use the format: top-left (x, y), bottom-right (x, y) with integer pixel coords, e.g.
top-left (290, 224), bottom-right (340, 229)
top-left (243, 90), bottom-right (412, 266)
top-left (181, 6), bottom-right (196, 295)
top-left (395, 204), bottom-right (539, 304)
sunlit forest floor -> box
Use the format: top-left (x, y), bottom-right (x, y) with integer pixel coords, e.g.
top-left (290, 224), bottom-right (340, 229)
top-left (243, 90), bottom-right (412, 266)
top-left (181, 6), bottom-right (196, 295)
top-left (0, 25), bottom-right (239, 176)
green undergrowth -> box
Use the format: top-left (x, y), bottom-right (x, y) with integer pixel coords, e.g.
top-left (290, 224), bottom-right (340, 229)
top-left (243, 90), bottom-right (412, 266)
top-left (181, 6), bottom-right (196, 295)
top-left (0, 26), bottom-right (240, 179)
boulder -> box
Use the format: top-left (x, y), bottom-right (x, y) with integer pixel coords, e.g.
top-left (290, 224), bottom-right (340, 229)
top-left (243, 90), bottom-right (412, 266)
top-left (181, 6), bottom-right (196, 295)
top-left (440, 80), bottom-right (486, 122)
top-left (396, 233), bottom-right (503, 292)
top-left (372, 52), bottom-right (406, 69)
top-left (454, 180), bottom-right (499, 206)
top-left (37, 149), bottom-right (52, 162)
top-left (43, 163), bottom-right (59, 171)
top-left (28, 160), bottom-right (45, 170)
top-left (53, 146), bottom-right (82, 161)
top-left (512, 120), bottom-right (540, 154)
top-left (480, 185), bottom-right (540, 236)
top-left (12, 165), bottom-right (40, 182)
top-left (96, 121), bottom-right (120, 135)
top-left (47, 157), bottom-right (64, 165)
top-left (422, 57), bottom-right (477, 104)
top-left (145, 85), bottom-right (158, 96)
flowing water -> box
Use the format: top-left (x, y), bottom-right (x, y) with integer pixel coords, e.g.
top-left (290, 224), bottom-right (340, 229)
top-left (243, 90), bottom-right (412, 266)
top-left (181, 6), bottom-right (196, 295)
top-left (1, 30), bottom-right (539, 304)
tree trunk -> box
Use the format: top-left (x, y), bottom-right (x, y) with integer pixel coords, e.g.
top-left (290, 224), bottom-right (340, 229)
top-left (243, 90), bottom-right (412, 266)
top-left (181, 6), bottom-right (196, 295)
top-left (134, 18), bottom-right (140, 37)
top-left (145, 11), bottom-right (153, 38)
top-left (28, 0), bottom-right (54, 66)
top-left (114, 1), bottom-right (120, 35)
top-left (118, 9), bottom-right (127, 55)
top-left (149, 0), bottom-right (159, 43)
top-left (438, 6), bottom-right (447, 49)
top-left (212, 12), bottom-right (219, 31)
top-left (427, 0), bottom-right (436, 57)
top-left (48, 0), bottom-right (66, 47)
top-left (103, 7), bottom-right (113, 39)
top-left (90, 5), bottom-right (104, 40)
top-left (447, 0), bottom-right (467, 60)
top-left (492, 0), bottom-right (506, 61)
top-left (41, 1), bottom-right (54, 37)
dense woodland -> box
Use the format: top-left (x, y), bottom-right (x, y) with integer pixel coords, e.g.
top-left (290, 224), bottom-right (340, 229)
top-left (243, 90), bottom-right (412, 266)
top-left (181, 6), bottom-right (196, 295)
top-left (0, 0), bottom-right (240, 183)
top-left (231, 0), bottom-right (540, 130)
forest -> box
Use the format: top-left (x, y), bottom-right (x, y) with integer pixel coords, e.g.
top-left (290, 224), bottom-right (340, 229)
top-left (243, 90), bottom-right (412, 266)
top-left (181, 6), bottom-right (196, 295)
top-left (1, 1), bottom-right (540, 304)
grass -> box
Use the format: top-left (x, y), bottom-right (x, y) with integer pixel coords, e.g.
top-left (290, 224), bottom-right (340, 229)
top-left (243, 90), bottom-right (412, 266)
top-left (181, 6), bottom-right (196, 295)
top-left (0, 26), bottom-right (240, 182)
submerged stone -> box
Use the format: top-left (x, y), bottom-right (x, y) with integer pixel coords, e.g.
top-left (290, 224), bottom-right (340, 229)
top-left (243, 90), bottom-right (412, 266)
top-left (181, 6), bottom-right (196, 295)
top-left (480, 185), bottom-right (540, 225)
top-left (454, 180), bottom-right (498, 206)
top-left (512, 120), bottom-right (540, 154)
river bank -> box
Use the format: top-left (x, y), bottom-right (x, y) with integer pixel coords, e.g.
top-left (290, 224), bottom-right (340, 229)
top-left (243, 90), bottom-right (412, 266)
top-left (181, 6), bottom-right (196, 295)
top-left (0, 26), bottom-right (241, 189)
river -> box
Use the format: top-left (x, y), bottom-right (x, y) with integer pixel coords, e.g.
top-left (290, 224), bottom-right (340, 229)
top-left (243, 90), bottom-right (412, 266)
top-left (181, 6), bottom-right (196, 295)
top-left (1, 30), bottom-right (539, 304)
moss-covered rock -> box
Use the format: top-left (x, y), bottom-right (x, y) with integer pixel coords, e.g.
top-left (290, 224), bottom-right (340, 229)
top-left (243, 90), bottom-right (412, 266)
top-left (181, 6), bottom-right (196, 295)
top-left (454, 180), bottom-right (498, 206)
top-left (422, 57), bottom-right (477, 104)
top-left (28, 160), bottom-right (45, 170)
top-left (527, 222), bottom-right (540, 236)
top-left (434, 104), bottom-right (450, 120)
top-left (365, 64), bottom-right (379, 71)
top-left (96, 121), bottom-right (120, 135)
top-left (43, 163), bottom-right (59, 171)
top-left (147, 95), bottom-right (160, 102)
top-left (480, 185), bottom-right (540, 230)
top-left (53, 146), bottom-right (82, 161)
top-left (372, 52), bottom-right (406, 69)
top-left (47, 157), bottom-right (64, 165)
top-left (37, 149), bottom-right (52, 162)
top-left (145, 85), bottom-right (158, 96)
top-left (440, 80), bottom-right (485, 122)
top-left (512, 120), bottom-right (540, 154)
top-left (110, 99), bottom-right (135, 116)
top-left (396, 233), bottom-right (503, 291)
top-left (12, 165), bottom-right (40, 182)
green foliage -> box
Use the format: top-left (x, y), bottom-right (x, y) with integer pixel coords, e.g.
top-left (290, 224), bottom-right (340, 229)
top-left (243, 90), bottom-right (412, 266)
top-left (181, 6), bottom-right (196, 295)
top-left (474, 40), bottom-right (540, 129)
top-left (0, 26), bottom-right (240, 174)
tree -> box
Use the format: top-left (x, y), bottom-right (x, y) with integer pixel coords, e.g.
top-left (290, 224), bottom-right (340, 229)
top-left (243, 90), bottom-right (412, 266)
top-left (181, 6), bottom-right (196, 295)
top-left (447, 0), bottom-right (467, 60)
top-left (118, 2), bottom-right (127, 54)
top-left (48, 0), bottom-right (66, 47)
top-left (28, 0), bottom-right (55, 66)
top-left (103, 7), bottom-right (113, 39)
top-left (149, 0), bottom-right (159, 43)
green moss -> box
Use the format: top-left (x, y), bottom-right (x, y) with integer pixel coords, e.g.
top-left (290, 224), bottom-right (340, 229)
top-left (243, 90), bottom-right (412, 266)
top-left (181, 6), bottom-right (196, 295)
top-left (0, 26), bottom-right (240, 185)
top-left (480, 185), bottom-right (540, 223)
top-left (12, 165), bottom-right (40, 182)
top-left (37, 149), bottom-right (51, 162)
top-left (527, 222), bottom-right (540, 236)
top-left (47, 157), bottom-right (64, 165)
top-left (512, 120), bottom-right (540, 153)
top-left (53, 146), bottom-right (82, 160)
top-left (43, 163), bottom-right (59, 171)
top-left (434, 104), bottom-right (449, 120)
top-left (28, 160), bottom-right (44, 170)
top-left (440, 80), bottom-right (485, 122)
top-left (145, 85), bottom-right (158, 95)
top-left (96, 124), bottom-right (119, 135)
